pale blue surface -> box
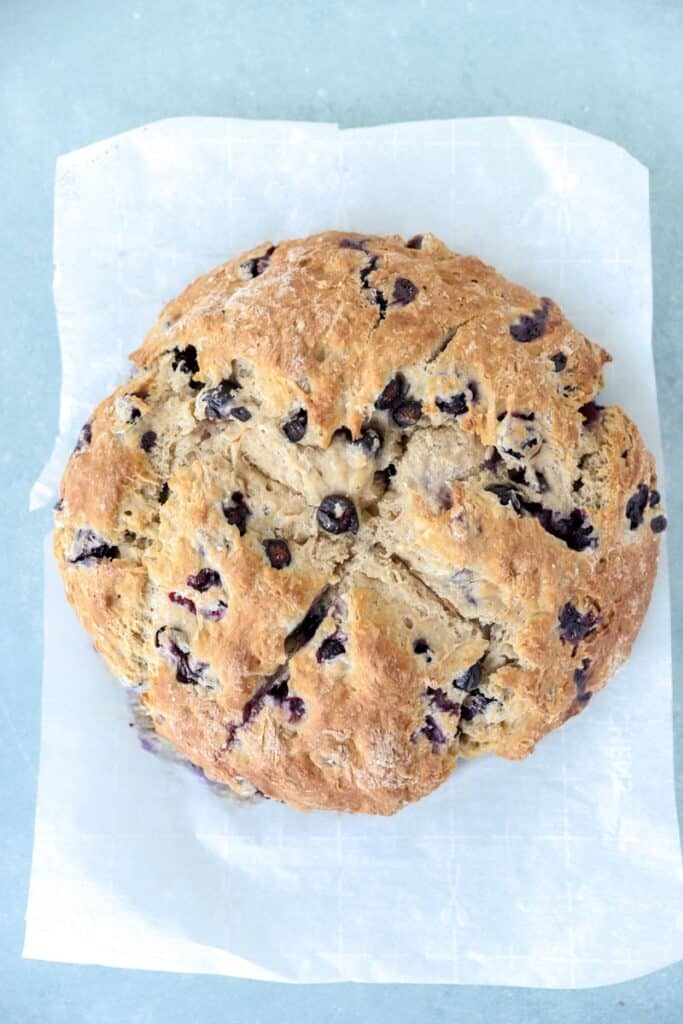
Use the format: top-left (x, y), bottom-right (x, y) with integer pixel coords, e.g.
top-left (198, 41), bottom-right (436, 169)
top-left (1, 1), bottom-right (681, 1021)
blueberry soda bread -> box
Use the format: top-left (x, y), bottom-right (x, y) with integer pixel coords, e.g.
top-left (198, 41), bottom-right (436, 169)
top-left (53, 231), bottom-right (667, 815)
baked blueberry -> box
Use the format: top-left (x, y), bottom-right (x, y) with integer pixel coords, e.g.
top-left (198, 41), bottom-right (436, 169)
top-left (317, 495), bottom-right (359, 534)
top-left (223, 492), bottom-right (250, 536)
top-left (283, 408), bottom-right (308, 442)
top-left (263, 538), bottom-right (292, 569)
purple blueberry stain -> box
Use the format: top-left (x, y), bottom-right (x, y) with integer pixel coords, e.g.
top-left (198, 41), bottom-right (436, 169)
top-left (317, 494), bottom-right (359, 535)
top-left (69, 527), bottom-right (119, 565)
top-left (140, 430), bottom-right (157, 452)
top-left (168, 592), bottom-right (197, 615)
top-left (626, 484), bottom-right (649, 530)
top-left (648, 489), bottom-right (660, 508)
top-left (509, 297), bottom-right (552, 342)
top-left (155, 627), bottom-right (208, 686)
top-left (460, 691), bottom-right (495, 721)
top-left (263, 538), bottom-right (292, 569)
top-left (283, 408), bottom-right (308, 442)
top-left (200, 601), bottom-right (228, 622)
top-left (242, 669), bottom-right (306, 725)
top-left (424, 687), bottom-right (460, 715)
top-left (419, 715), bottom-right (448, 751)
top-left (483, 448), bottom-right (502, 472)
top-left (223, 491), bottom-right (250, 536)
top-left (551, 352), bottom-right (567, 372)
top-left (187, 568), bottom-right (221, 592)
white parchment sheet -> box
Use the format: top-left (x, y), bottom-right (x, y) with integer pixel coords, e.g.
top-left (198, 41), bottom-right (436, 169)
top-left (26, 118), bottom-right (682, 986)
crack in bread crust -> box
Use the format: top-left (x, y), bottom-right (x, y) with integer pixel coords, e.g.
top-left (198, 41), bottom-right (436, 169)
top-left (53, 230), bottom-right (665, 814)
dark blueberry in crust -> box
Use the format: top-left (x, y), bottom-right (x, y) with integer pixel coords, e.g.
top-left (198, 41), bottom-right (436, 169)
top-left (317, 495), bottom-right (359, 535)
top-left (391, 398), bottom-right (422, 428)
top-left (355, 425), bottom-right (383, 456)
top-left (509, 297), bottom-right (552, 342)
top-left (168, 592), bottom-right (197, 615)
top-left (231, 406), bottom-right (252, 422)
top-left (507, 466), bottom-right (527, 486)
top-left (453, 661), bottom-right (482, 693)
top-left (535, 471), bottom-right (550, 494)
top-left (374, 463), bottom-right (397, 489)
top-left (460, 691), bottom-right (494, 721)
top-left (223, 491), bottom-right (250, 536)
top-left (425, 687), bottom-right (460, 715)
top-left (140, 430), bottom-right (157, 452)
top-left (436, 391), bottom-right (468, 417)
top-left (626, 483), bottom-right (649, 530)
top-left (375, 374), bottom-right (406, 410)
top-left (651, 515), bottom-right (668, 534)
top-left (339, 237), bottom-right (368, 251)
top-left (155, 627), bottom-right (208, 686)
top-left (203, 379), bottom-right (240, 420)
top-left (129, 406), bottom-right (142, 422)
top-left (283, 408), bottom-right (308, 442)
top-left (413, 637), bottom-right (430, 656)
top-left (69, 527), bottom-right (119, 564)
top-left (486, 485), bottom-right (597, 552)
top-left (405, 234), bottom-right (424, 249)
top-left (483, 448), bottom-right (502, 471)
top-left (171, 344), bottom-right (200, 376)
top-left (240, 244), bottom-right (276, 278)
top-left (316, 634), bottom-right (346, 663)
top-left (54, 497), bottom-right (64, 512)
top-left (573, 657), bottom-right (592, 700)
top-left (285, 592), bottom-right (330, 655)
top-left (579, 401), bottom-right (604, 428)
top-left (420, 715), bottom-right (448, 749)
top-left (263, 538), bottom-right (292, 569)
top-left (486, 483), bottom-right (523, 513)
top-left (558, 602), bottom-right (599, 652)
top-left (73, 421), bottom-right (92, 454)
top-left (186, 567), bottom-right (221, 592)
top-left (392, 277), bottom-right (418, 306)
top-left (333, 426), bottom-right (354, 443)
top-left (551, 352), bottom-right (567, 372)
top-left (512, 411), bottom-right (535, 421)
top-left (648, 489), bottom-right (660, 508)
top-left (158, 481), bottom-right (170, 505)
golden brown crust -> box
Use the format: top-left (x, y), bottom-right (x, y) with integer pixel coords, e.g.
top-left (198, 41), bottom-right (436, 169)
top-left (54, 230), bottom-right (666, 814)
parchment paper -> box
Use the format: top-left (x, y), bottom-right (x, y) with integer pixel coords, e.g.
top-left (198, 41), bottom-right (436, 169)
top-left (26, 117), bottom-right (682, 986)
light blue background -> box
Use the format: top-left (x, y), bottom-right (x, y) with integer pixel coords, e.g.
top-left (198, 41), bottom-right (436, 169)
top-left (1, 1), bottom-right (681, 1021)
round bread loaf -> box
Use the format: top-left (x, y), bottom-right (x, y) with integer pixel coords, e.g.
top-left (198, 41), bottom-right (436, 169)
top-left (54, 231), bottom-right (667, 814)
